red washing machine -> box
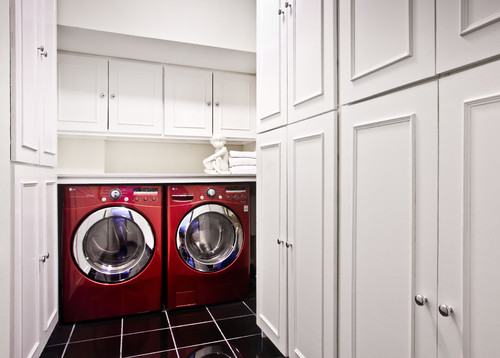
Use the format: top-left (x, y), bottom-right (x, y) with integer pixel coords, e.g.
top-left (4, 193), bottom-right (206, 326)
top-left (166, 184), bottom-right (250, 309)
top-left (61, 185), bottom-right (163, 322)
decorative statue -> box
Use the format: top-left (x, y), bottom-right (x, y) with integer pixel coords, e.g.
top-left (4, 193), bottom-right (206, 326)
top-left (203, 135), bottom-right (230, 174)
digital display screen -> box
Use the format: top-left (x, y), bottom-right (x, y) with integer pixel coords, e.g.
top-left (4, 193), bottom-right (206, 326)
top-left (134, 188), bottom-right (158, 194)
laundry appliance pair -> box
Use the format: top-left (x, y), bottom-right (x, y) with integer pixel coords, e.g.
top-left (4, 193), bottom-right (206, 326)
top-left (61, 184), bottom-right (250, 322)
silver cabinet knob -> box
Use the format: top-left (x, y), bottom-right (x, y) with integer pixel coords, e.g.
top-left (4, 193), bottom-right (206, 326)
top-left (414, 295), bottom-right (428, 306)
top-left (215, 102), bottom-right (220, 107)
top-left (278, 9), bottom-right (285, 15)
top-left (439, 304), bottom-right (453, 317)
top-left (277, 239), bottom-right (283, 245)
top-left (286, 242), bottom-right (293, 248)
top-left (207, 101), bottom-right (212, 106)
top-left (285, 1), bottom-right (292, 8)
top-left (100, 92), bottom-right (105, 98)
top-left (39, 253), bottom-right (49, 263)
top-left (110, 94), bottom-right (116, 99)
top-left (37, 45), bottom-right (47, 57)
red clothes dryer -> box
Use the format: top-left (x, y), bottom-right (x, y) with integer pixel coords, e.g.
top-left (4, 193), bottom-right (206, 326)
top-left (61, 185), bottom-right (163, 322)
top-left (166, 184), bottom-right (250, 309)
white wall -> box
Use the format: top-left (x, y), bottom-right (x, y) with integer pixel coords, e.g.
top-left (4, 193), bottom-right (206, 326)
top-left (57, 0), bottom-right (256, 53)
top-left (1, 0), bottom-right (11, 355)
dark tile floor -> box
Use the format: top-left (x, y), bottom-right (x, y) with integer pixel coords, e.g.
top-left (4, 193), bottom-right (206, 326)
top-left (40, 298), bottom-right (284, 358)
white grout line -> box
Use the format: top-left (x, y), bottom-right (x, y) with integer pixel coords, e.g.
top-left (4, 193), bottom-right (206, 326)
top-left (120, 318), bottom-right (124, 358)
top-left (205, 307), bottom-right (239, 358)
top-left (216, 313), bottom-right (255, 322)
top-left (164, 310), bottom-right (180, 358)
top-left (241, 300), bottom-right (256, 315)
top-left (168, 319), bottom-right (214, 329)
top-left (60, 324), bottom-right (75, 358)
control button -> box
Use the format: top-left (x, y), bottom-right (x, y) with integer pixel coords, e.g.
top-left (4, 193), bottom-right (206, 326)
top-left (101, 197), bottom-right (107, 202)
top-left (143, 197), bottom-right (148, 202)
top-left (234, 194), bottom-right (240, 200)
top-left (200, 195), bottom-right (205, 200)
top-left (219, 195), bottom-right (223, 199)
top-left (124, 197), bottom-right (129, 202)
top-left (206, 188), bottom-right (216, 198)
top-left (152, 197), bottom-right (157, 202)
top-left (134, 197), bottom-right (140, 202)
top-left (109, 188), bottom-right (122, 200)
top-left (241, 194), bottom-right (247, 201)
top-left (226, 195), bottom-right (231, 200)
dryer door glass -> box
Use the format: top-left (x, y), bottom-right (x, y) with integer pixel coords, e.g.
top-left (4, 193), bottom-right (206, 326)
top-left (177, 204), bottom-right (243, 272)
top-left (73, 207), bottom-right (155, 283)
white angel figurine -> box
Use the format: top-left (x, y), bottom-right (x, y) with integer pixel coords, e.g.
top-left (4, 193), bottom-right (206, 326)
top-left (203, 135), bottom-right (230, 174)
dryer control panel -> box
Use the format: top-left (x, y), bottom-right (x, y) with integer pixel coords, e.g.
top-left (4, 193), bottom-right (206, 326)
top-left (169, 184), bottom-right (249, 204)
top-left (64, 186), bottom-right (162, 207)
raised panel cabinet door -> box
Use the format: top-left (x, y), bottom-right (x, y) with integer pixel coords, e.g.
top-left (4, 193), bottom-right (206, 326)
top-left (13, 165), bottom-right (41, 358)
top-left (213, 71), bottom-right (256, 139)
top-left (39, 0), bottom-right (57, 167)
top-left (11, 0), bottom-right (41, 165)
top-left (338, 82), bottom-right (438, 358)
top-left (339, 0), bottom-right (435, 104)
top-left (256, 127), bottom-right (288, 355)
top-left (164, 65), bottom-right (213, 137)
top-left (439, 60), bottom-right (500, 358)
top-left (57, 53), bottom-right (108, 133)
top-left (437, 0), bottom-right (500, 73)
top-left (256, 0), bottom-right (287, 133)
top-left (108, 59), bottom-right (163, 135)
top-left (287, 0), bottom-right (336, 123)
top-left (287, 112), bottom-right (336, 358)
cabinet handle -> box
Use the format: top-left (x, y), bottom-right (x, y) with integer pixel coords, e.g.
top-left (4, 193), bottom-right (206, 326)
top-left (278, 9), bottom-right (285, 16)
top-left (438, 304), bottom-right (453, 317)
top-left (285, 2), bottom-right (292, 8)
top-left (286, 242), bottom-right (293, 248)
top-left (39, 253), bottom-right (49, 263)
top-left (414, 295), bottom-right (428, 306)
top-left (277, 239), bottom-right (283, 245)
top-left (110, 94), bottom-right (116, 99)
top-left (37, 45), bottom-right (48, 57)
top-left (215, 102), bottom-right (220, 107)
top-left (207, 101), bottom-right (212, 106)
top-left (100, 93), bottom-right (105, 98)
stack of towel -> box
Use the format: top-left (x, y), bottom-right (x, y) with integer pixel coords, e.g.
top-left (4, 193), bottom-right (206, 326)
top-left (229, 150), bottom-right (257, 174)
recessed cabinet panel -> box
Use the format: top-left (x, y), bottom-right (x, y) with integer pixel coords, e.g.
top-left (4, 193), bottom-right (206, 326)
top-left (256, 0), bottom-right (286, 132)
top-left (164, 66), bottom-right (213, 137)
top-left (58, 54), bottom-right (108, 133)
top-left (439, 60), bottom-right (500, 358)
top-left (213, 72), bottom-right (256, 139)
top-left (339, 82), bottom-right (438, 358)
top-left (109, 60), bottom-right (163, 135)
top-left (339, 0), bottom-right (435, 104)
top-left (437, 0), bottom-right (500, 73)
top-left (256, 127), bottom-right (288, 354)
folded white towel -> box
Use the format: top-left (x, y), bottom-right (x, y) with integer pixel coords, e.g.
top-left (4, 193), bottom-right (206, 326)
top-left (229, 157), bottom-right (257, 167)
top-left (230, 165), bottom-right (257, 175)
top-left (229, 150), bottom-right (257, 159)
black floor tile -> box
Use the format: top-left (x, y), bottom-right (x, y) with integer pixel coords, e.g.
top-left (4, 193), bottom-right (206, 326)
top-left (40, 344), bottom-right (65, 358)
top-left (167, 306), bottom-right (212, 327)
top-left (122, 328), bottom-right (175, 357)
top-left (243, 298), bottom-right (256, 314)
top-left (208, 301), bottom-right (254, 320)
top-left (70, 318), bottom-right (122, 342)
top-left (171, 321), bottom-right (224, 348)
top-left (64, 336), bottom-right (121, 358)
top-left (216, 315), bottom-right (261, 339)
top-left (45, 323), bottom-right (73, 346)
top-left (123, 311), bottom-right (168, 334)
top-left (178, 342), bottom-right (236, 358)
top-left (230, 335), bottom-right (285, 358)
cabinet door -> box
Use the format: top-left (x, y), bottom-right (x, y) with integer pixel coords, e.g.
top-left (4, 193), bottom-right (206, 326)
top-left (256, 0), bottom-right (287, 133)
top-left (213, 72), bottom-right (256, 139)
top-left (58, 53), bottom-right (108, 133)
top-left (39, 168), bottom-right (58, 334)
top-left (339, 0), bottom-right (435, 104)
top-left (437, 0), bottom-right (500, 73)
top-left (287, 112), bottom-right (336, 358)
top-left (287, 0), bottom-right (336, 124)
top-left (109, 60), bottom-right (163, 135)
top-left (13, 165), bottom-right (41, 358)
top-left (39, 0), bottom-right (57, 167)
top-left (256, 127), bottom-right (288, 355)
top-left (439, 60), bottom-right (500, 358)
top-left (338, 83), bottom-right (438, 358)
top-left (164, 65), bottom-right (213, 137)
top-left (11, 0), bottom-right (41, 165)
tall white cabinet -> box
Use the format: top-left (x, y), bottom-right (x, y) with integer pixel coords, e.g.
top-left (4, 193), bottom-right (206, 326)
top-left (257, 113), bottom-right (336, 358)
top-left (11, 0), bottom-right (58, 357)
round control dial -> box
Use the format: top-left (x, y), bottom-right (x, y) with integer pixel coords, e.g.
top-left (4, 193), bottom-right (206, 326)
top-left (109, 188), bottom-right (122, 200)
top-left (206, 188), bottom-right (216, 198)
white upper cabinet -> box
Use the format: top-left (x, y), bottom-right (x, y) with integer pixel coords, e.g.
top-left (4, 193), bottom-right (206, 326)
top-left (439, 59), bottom-right (500, 358)
top-left (12, 0), bottom-right (57, 167)
top-left (108, 60), bottom-right (163, 135)
top-left (164, 65), bottom-right (213, 137)
top-left (339, 0), bottom-right (435, 104)
top-left (437, 0), bottom-right (500, 73)
top-left (256, 0), bottom-right (336, 132)
top-left (339, 82), bottom-right (438, 358)
top-left (213, 71), bottom-right (256, 139)
top-left (58, 53), bottom-right (108, 133)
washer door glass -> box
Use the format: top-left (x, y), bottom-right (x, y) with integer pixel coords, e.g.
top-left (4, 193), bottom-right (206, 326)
top-left (177, 204), bottom-right (243, 273)
top-left (73, 207), bottom-right (155, 283)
